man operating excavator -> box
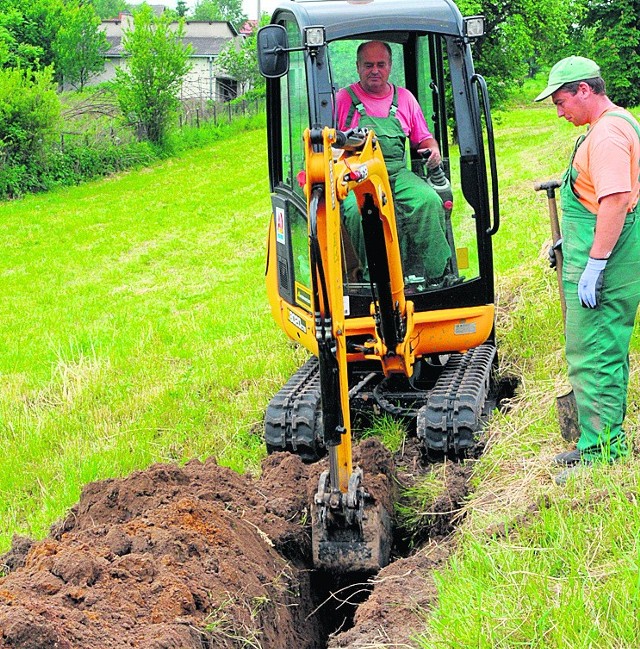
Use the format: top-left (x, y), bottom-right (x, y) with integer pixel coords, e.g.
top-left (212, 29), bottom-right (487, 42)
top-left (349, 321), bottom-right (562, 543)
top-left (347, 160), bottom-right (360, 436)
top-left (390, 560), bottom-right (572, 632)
top-left (335, 40), bottom-right (454, 287)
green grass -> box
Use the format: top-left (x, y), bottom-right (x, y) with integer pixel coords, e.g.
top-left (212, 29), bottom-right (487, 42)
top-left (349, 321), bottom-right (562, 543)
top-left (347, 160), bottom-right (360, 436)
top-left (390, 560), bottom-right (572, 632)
top-left (395, 463), bottom-right (451, 548)
top-left (417, 466), bottom-right (640, 648)
top-left (360, 413), bottom-right (407, 453)
top-left (0, 127), bottom-right (301, 549)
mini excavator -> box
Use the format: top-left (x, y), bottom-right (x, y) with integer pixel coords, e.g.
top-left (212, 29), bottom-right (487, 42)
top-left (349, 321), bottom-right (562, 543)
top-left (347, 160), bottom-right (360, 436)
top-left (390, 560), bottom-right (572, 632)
top-left (257, 0), bottom-right (500, 573)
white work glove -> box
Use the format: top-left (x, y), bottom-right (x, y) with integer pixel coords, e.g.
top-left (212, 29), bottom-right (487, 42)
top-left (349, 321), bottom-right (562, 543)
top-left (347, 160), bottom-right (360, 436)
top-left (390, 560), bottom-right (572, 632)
top-left (578, 257), bottom-right (607, 308)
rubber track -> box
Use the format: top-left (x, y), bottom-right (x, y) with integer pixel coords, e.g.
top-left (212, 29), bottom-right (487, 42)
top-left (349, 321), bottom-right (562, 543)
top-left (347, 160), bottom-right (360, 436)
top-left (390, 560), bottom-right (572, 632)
top-left (416, 344), bottom-right (496, 453)
top-left (264, 357), bottom-right (325, 462)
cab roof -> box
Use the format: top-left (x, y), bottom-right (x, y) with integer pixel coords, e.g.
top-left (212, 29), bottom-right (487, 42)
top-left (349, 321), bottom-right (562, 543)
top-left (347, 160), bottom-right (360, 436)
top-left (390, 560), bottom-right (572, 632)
top-left (270, 0), bottom-right (465, 41)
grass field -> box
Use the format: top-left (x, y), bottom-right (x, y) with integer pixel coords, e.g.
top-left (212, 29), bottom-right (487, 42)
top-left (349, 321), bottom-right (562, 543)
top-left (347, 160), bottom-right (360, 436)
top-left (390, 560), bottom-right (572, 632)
top-left (2, 96), bottom-right (640, 647)
top-left (0, 128), bottom-right (304, 548)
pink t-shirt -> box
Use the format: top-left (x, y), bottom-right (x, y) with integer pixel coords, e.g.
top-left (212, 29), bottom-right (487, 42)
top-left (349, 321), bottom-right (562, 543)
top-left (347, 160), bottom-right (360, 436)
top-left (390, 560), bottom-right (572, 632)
top-left (573, 109), bottom-right (640, 214)
top-left (335, 83), bottom-right (433, 148)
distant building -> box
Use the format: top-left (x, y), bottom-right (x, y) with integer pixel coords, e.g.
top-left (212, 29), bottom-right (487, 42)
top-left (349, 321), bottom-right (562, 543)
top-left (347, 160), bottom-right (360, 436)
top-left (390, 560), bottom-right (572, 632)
top-left (93, 15), bottom-right (245, 101)
top-left (239, 20), bottom-right (258, 36)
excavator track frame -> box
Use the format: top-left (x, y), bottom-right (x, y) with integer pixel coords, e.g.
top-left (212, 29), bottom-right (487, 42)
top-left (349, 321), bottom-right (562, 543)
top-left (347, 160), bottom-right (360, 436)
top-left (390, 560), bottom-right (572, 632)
top-left (264, 357), bottom-right (324, 462)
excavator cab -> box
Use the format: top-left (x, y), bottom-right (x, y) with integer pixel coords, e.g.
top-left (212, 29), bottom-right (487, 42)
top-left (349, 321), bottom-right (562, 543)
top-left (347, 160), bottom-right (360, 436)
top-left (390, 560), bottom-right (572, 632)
top-left (257, 0), bottom-right (499, 572)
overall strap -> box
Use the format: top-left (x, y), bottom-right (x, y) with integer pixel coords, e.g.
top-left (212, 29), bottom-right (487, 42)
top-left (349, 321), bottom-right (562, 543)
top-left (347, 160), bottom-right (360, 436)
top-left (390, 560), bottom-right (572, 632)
top-left (605, 112), bottom-right (640, 211)
top-left (568, 111), bottom-right (640, 203)
top-left (388, 85), bottom-right (399, 117)
top-left (345, 86), bottom-right (365, 125)
top-left (604, 112), bottom-right (640, 170)
top-left (344, 84), bottom-right (401, 124)
top-left (605, 111), bottom-right (640, 144)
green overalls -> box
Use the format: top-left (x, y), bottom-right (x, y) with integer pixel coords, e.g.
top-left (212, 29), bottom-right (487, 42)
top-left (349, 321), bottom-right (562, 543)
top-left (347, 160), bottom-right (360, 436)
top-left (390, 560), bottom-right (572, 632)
top-left (341, 85), bottom-right (450, 280)
top-left (561, 112), bottom-right (640, 461)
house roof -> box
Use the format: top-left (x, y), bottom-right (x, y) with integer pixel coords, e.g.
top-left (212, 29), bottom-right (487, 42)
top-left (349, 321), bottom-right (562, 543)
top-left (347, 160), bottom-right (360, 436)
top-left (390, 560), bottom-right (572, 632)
top-left (183, 36), bottom-right (234, 57)
top-left (103, 19), bottom-right (239, 58)
top-left (128, 3), bottom-right (166, 16)
top-left (105, 35), bottom-right (233, 57)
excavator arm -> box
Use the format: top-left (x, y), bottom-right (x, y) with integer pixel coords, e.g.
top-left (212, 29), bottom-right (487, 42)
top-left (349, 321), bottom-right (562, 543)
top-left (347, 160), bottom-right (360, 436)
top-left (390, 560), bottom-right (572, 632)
top-left (301, 126), bottom-right (411, 571)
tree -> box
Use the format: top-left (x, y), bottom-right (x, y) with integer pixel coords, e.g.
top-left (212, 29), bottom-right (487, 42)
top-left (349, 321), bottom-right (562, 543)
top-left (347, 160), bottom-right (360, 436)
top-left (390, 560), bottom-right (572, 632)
top-left (53, 2), bottom-right (109, 90)
top-left (0, 0), bottom-right (63, 70)
top-left (582, 0), bottom-right (640, 108)
top-left (0, 11), bottom-right (43, 68)
top-left (176, 0), bottom-right (187, 18)
top-left (114, 5), bottom-right (192, 144)
top-left (192, 0), bottom-right (247, 30)
top-left (215, 26), bottom-right (264, 95)
top-left (88, 0), bottom-right (128, 20)
top-left (455, 0), bottom-right (586, 107)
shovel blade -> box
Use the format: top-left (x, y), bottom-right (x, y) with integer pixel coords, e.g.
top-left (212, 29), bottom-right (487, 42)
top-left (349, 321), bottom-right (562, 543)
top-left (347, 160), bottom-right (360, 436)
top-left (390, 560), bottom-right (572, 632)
top-left (557, 388), bottom-right (579, 442)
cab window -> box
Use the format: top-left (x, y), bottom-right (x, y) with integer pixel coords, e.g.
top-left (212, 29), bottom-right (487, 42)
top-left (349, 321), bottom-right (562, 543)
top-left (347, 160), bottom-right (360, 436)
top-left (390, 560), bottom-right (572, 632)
top-left (279, 20), bottom-right (307, 200)
top-left (327, 35), bottom-right (480, 294)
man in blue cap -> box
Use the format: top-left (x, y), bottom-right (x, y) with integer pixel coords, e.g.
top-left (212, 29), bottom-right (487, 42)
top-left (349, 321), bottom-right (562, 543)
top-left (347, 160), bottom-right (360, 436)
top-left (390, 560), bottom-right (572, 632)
top-left (535, 56), bottom-right (640, 484)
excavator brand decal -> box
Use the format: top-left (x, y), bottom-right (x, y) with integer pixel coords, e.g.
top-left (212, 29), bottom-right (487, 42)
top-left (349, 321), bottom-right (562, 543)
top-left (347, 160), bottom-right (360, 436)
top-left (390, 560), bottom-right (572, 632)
top-left (295, 283), bottom-right (312, 309)
top-left (275, 207), bottom-right (286, 244)
top-left (288, 308), bottom-right (308, 333)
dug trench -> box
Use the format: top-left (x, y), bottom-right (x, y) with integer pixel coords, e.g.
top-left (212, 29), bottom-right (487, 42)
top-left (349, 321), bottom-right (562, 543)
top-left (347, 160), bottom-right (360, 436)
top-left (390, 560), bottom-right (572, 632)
top-left (0, 378), bottom-right (516, 649)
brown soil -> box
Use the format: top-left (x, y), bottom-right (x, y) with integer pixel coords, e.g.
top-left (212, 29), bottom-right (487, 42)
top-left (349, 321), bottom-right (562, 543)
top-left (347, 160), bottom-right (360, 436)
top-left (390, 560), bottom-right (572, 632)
top-left (0, 438), bottom-right (472, 649)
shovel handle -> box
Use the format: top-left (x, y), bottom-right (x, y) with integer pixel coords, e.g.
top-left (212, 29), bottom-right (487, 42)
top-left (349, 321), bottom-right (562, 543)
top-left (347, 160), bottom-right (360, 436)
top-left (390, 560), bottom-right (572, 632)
top-left (534, 179), bottom-right (561, 193)
top-left (535, 180), bottom-right (566, 325)
top-left (534, 179), bottom-right (563, 243)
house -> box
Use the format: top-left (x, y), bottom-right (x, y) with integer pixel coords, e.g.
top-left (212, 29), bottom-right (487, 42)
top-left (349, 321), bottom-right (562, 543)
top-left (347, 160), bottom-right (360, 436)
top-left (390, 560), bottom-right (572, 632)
top-left (93, 15), bottom-right (245, 101)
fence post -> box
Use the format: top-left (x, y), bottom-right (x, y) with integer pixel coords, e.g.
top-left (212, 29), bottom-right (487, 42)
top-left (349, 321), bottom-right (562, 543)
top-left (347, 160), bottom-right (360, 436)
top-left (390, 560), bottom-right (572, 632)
top-left (228, 102), bottom-right (232, 122)
top-left (196, 107), bottom-right (200, 128)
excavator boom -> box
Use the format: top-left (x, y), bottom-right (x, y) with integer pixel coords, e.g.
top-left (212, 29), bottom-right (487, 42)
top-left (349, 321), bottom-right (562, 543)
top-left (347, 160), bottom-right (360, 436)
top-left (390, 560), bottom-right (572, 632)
top-left (302, 126), bottom-right (401, 571)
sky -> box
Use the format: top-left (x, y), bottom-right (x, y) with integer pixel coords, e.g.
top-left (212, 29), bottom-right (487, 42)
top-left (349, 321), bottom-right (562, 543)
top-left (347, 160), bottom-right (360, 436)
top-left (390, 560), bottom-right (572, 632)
top-left (241, 0), bottom-right (282, 20)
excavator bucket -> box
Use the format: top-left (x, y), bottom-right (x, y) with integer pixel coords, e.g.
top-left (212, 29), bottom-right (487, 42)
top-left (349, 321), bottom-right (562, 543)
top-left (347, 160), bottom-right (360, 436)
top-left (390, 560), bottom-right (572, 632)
top-left (312, 498), bottom-right (393, 573)
top-left (311, 444), bottom-right (395, 573)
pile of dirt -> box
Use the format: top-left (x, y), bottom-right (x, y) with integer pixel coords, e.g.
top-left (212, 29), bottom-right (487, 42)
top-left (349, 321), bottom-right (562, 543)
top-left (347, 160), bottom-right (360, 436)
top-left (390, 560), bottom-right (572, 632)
top-left (0, 439), bottom-right (407, 649)
top-left (0, 453), bottom-right (319, 649)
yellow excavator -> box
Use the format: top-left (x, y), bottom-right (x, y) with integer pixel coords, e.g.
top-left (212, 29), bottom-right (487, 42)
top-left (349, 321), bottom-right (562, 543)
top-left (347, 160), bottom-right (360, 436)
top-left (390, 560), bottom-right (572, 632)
top-left (257, 0), bottom-right (499, 573)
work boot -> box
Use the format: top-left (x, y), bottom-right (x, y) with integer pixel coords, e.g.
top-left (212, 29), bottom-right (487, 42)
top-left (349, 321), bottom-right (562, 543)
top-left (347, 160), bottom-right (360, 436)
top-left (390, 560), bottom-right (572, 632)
top-left (553, 449), bottom-right (582, 466)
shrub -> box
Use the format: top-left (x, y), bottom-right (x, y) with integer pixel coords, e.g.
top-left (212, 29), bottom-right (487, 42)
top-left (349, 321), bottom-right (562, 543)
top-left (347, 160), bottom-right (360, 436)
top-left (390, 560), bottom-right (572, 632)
top-left (0, 66), bottom-right (60, 165)
top-left (0, 139), bottom-right (156, 200)
top-left (113, 5), bottom-right (192, 145)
